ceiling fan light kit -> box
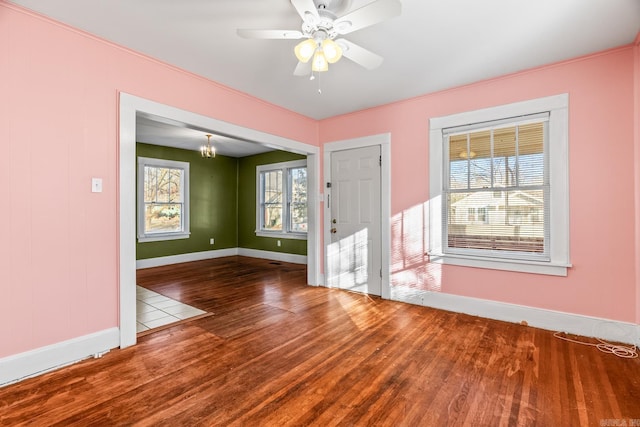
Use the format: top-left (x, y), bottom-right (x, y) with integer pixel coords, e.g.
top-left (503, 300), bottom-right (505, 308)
top-left (322, 39), bottom-right (343, 63)
top-left (238, 0), bottom-right (401, 82)
top-left (312, 50), bottom-right (329, 72)
top-left (294, 38), bottom-right (317, 62)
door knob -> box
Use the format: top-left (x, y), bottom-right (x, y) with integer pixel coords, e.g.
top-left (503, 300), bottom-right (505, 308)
top-left (330, 227), bottom-right (337, 234)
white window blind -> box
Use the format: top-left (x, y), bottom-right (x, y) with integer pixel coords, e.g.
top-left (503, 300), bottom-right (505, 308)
top-left (443, 113), bottom-right (550, 261)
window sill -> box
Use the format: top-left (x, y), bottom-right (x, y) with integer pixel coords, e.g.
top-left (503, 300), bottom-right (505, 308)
top-left (138, 232), bottom-right (190, 243)
top-left (255, 231), bottom-right (307, 240)
top-left (429, 252), bottom-right (571, 276)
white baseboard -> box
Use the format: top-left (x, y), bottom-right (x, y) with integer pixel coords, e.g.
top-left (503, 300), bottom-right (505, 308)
top-left (137, 248), bottom-right (307, 269)
top-left (0, 327), bottom-right (120, 387)
top-left (238, 248), bottom-right (307, 264)
top-left (136, 248), bottom-right (239, 269)
top-left (390, 286), bottom-right (640, 346)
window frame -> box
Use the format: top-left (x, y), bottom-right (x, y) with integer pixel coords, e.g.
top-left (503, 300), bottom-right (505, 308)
top-left (429, 94), bottom-right (571, 276)
top-left (137, 156), bottom-right (190, 243)
top-left (256, 159), bottom-right (308, 240)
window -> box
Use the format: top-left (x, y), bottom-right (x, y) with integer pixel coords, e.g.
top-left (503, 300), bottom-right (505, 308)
top-left (257, 159), bottom-right (307, 239)
top-left (137, 157), bottom-right (190, 242)
top-left (429, 94), bottom-right (570, 276)
top-left (446, 114), bottom-right (548, 257)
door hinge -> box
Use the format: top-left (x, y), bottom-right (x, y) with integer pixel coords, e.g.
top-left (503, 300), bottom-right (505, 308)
top-left (380, 269), bottom-right (382, 278)
top-left (379, 155), bottom-right (382, 166)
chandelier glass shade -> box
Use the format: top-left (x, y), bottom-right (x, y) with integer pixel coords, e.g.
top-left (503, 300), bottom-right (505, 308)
top-left (201, 134), bottom-right (216, 158)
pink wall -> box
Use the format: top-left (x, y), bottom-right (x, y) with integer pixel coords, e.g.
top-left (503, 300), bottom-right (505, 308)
top-left (0, 3), bottom-right (318, 358)
top-left (1, 2), bottom-right (638, 361)
top-left (320, 46), bottom-right (638, 324)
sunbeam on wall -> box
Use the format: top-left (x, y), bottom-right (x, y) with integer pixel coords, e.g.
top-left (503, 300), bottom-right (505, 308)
top-left (391, 201), bottom-right (442, 301)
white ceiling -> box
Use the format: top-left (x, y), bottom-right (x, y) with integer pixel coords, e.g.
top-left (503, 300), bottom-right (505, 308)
top-left (136, 113), bottom-right (275, 157)
top-left (10, 0), bottom-right (640, 155)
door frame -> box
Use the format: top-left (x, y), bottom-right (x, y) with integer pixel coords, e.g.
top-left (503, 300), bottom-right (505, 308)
top-left (323, 133), bottom-right (391, 299)
top-left (119, 93), bottom-right (321, 349)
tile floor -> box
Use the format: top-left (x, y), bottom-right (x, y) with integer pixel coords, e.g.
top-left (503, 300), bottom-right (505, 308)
top-left (136, 286), bottom-right (207, 333)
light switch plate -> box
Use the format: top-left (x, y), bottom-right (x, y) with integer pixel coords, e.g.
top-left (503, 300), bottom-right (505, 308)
top-left (92, 178), bottom-right (103, 193)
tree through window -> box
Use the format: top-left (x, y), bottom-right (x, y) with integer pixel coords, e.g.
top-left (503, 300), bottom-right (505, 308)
top-left (137, 157), bottom-right (190, 242)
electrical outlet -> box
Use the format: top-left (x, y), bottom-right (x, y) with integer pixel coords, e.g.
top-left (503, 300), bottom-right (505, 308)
top-left (277, 240), bottom-right (281, 247)
top-left (210, 238), bottom-right (215, 245)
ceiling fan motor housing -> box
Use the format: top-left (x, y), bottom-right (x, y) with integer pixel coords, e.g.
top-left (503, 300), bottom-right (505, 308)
top-left (314, 0), bottom-right (352, 16)
top-left (303, 0), bottom-right (353, 39)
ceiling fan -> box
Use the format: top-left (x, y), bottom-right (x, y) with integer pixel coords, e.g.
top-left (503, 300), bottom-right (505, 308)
top-left (237, 0), bottom-right (401, 77)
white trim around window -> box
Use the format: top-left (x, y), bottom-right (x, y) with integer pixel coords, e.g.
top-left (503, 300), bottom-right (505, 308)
top-left (428, 94), bottom-right (571, 276)
top-left (137, 156), bottom-right (190, 243)
top-left (256, 159), bottom-right (308, 240)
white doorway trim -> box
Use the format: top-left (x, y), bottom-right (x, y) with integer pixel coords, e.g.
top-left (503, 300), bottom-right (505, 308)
top-left (119, 93), bottom-right (321, 348)
top-left (323, 133), bottom-right (391, 299)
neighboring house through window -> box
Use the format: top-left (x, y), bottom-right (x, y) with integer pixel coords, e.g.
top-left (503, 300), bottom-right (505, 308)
top-left (257, 159), bottom-right (307, 239)
top-left (137, 156), bottom-right (190, 242)
top-left (429, 94), bottom-right (570, 276)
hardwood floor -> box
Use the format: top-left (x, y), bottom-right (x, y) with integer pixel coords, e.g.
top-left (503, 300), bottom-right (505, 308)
top-left (2, 256), bottom-right (639, 426)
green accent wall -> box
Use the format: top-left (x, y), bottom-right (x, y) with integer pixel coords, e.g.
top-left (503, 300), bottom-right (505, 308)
top-left (136, 144), bottom-right (307, 260)
top-left (136, 143), bottom-right (238, 260)
top-left (238, 151), bottom-right (307, 256)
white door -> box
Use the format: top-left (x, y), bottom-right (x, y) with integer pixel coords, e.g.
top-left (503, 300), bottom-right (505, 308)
top-left (327, 145), bottom-right (382, 295)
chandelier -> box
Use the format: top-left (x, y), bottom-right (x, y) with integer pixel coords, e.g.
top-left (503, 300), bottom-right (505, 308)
top-left (200, 134), bottom-right (216, 158)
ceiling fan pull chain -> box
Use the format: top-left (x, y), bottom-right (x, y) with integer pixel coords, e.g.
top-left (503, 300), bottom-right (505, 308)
top-left (309, 69), bottom-right (322, 94)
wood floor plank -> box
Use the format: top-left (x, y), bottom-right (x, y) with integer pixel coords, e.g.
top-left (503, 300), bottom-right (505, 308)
top-left (1, 256), bottom-right (639, 426)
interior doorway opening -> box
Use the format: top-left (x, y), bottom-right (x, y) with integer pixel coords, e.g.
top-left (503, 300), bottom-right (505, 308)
top-left (119, 93), bottom-right (320, 348)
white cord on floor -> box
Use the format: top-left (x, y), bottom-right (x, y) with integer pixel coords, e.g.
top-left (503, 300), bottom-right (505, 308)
top-left (553, 332), bottom-right (638, 359)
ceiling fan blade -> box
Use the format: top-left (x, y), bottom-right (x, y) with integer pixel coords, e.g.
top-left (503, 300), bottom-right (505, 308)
top-left (237, 29), bottom-right (304, 39)
top-left (335, 39), bottom-right (384, 70)
top-left (334, 0), bottom-right (401, 35)
top-left (290, 0), bottom-right (319, 24)
top-left (294, 61), bottom-right (311, 76)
